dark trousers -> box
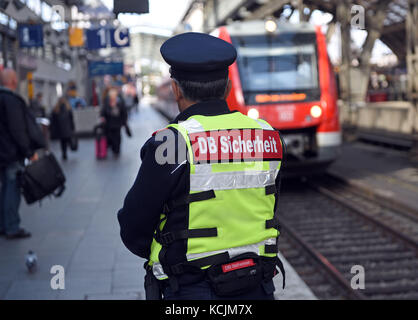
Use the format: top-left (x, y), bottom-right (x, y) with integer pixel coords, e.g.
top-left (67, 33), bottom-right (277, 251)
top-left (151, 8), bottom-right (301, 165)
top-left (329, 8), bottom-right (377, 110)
top-left (0, 162), bottom-right (22, 234)
top-left (60, 138), bottom-right (71, 158)
top-left (107, 129), bottom-right (121, 155)
top-left (162, 279), bottom-right (276, 300)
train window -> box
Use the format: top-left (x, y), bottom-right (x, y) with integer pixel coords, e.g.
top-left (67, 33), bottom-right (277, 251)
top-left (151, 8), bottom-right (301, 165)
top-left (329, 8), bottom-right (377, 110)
top-left (231, 33), bottom-right (321, 105)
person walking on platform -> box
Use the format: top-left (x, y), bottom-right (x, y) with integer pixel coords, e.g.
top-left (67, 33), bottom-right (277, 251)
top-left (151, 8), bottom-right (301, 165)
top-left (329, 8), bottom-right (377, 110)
top-left (101, 88), bottom-right (128, 157)
top-left (133, 93), bottom-right (139, 113)
top-left (29, 93), bottom-right (46, 118)
top-left (51, 97), bottom-right (75, 161)
top-left (0, 68), bottom-right (38, 239)
top-left (118, 33), bottom-right (285, 300)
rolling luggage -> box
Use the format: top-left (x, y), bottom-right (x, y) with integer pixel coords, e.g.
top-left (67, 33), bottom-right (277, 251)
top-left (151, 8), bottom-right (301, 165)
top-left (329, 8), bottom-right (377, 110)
top-left (18, 152), bottom-right (66, 205)
top-left (69, 134), bottom-right (78, 151)
top-left (94, 125), bottom-right (107, 160)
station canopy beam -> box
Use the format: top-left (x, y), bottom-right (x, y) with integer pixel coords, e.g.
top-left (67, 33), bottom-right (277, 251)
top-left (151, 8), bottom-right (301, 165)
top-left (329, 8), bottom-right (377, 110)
top-left (245, 0), bottom-right (289, 20)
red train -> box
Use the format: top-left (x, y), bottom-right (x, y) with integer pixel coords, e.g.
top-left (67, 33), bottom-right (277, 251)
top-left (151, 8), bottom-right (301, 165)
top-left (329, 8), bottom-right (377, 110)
top-left (214, 20), bottom-right (341, 175)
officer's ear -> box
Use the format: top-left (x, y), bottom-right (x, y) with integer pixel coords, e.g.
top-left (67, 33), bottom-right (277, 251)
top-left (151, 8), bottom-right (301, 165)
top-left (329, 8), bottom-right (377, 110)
top-left (171, 80), bottom-right (183, 102)
top-left (223, 79), bottom-right (232, 99)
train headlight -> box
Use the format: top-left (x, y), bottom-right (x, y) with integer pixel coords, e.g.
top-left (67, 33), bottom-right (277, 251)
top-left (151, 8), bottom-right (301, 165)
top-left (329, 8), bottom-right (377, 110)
top-left (310, 105), bottom-right (322, 118)
top-left (265, 19), bottom-right (277, 33)
top-left (247, 108), bottom-right (259, 119)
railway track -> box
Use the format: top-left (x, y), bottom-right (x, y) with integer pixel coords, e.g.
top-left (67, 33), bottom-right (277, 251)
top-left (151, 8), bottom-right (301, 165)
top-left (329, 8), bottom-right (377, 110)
top-left (277, 177), bottom-right (418, 300)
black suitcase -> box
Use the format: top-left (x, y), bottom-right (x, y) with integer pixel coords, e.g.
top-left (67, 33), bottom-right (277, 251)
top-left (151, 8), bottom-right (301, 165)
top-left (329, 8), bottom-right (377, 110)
top-left (18, 152), bottom-right (66, 205)
top-left (69, 134), bottom-right (78, 151)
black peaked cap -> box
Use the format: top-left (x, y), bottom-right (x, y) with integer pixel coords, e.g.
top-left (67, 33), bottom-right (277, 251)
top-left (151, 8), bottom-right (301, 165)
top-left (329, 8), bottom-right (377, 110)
top-left (160, 32), bottom-right (237, 82)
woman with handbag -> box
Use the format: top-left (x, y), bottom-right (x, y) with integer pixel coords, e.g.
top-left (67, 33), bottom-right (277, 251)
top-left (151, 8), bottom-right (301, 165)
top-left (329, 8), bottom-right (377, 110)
top-left (50, 97), bottom-right (75, 161)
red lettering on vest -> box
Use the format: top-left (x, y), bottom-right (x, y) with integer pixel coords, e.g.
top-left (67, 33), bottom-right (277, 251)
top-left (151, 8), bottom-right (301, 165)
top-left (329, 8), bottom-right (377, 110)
top-left (189, 129), bottom-right (282, 163)
top-left (222, 259), bottom-right (256, 273)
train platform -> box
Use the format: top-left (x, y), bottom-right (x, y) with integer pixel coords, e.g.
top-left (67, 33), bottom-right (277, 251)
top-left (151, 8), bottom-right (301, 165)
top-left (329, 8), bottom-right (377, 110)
top-left (0, 101), bottom-right (316, 300)
top-left (328, 141), bottom-right (418, 216)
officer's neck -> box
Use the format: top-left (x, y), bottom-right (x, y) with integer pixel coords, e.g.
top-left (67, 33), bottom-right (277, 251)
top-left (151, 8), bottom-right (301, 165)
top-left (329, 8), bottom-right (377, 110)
top-left (178, 99), bottom-right (198, 113)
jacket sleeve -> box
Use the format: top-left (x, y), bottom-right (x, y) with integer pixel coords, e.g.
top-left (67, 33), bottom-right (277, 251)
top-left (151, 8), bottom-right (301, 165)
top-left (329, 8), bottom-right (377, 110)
top-left (5, 97), bottom-right (33, 159)
top-left (117, 129), bottom-right (187, 258)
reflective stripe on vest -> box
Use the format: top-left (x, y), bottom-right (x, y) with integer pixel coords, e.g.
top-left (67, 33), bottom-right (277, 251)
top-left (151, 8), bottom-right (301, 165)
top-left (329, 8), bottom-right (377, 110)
top-left (152, 237), bottom-right (277, 280)
top-left (178, 118), bottom-right (204, 133)
top-left (190, 166), bottom-right (279, 191)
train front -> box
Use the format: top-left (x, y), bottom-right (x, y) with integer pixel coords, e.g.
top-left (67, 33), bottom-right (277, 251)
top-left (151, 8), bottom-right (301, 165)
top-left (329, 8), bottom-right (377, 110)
top-left (217, 20), bottom-right (341, 175)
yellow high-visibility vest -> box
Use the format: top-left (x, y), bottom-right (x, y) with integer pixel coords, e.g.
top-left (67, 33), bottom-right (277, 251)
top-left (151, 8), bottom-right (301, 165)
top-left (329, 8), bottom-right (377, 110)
top-left (149, 111), bottom-right (283, 280)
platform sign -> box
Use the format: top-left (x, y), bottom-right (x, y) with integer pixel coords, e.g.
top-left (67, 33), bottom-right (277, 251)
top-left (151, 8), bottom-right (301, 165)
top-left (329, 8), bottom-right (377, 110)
top-left (88, 61), bottom-right (124, 77)
top-left (18, 24), bottom-right (44, 48)
top-left (86, 27), bottom-right (130, 50)
top-left (69, 27), bottom-right (84, 47)
top-left (86, 28), bottom-right (108, 50)
top-left (110, 27), bottom-right (130, 48)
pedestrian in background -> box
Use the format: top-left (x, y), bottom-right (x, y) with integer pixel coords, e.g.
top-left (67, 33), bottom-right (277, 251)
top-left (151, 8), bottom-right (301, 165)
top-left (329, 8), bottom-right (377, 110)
top-left (100, 88), bottom-right (128, 157)
top-left (133, 93), bottom-right (139, 113)
top-left (30, 92), bottom-right (51, 150)
top-left (51, 97), bottom-right (75, 161)
top-left (0, 68), bottom-right (38, 239)
top-left (29, 92), bottom-right (46, 118)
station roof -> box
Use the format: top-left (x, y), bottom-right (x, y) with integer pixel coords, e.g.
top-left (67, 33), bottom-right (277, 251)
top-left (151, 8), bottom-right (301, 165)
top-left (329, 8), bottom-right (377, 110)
top-left (208, 0), bottom-right (408, 61)
top-left (305, 0), bottom-right (407, 60)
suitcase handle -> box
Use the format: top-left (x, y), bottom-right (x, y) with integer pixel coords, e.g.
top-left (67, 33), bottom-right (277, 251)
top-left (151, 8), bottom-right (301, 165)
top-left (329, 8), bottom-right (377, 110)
top-left (53, 185), bottom-right (66, 197)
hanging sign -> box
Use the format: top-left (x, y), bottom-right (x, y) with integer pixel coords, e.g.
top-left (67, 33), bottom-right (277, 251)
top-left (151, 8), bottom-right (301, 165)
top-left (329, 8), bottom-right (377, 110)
top-left (88, 61), bottom-right (124, 77)
top-left (86, 27), bottom-right (130, 50)
top-left (18, 24), bottom-right (44, 48)
top-left (69, 27), bottom-right (84, 47)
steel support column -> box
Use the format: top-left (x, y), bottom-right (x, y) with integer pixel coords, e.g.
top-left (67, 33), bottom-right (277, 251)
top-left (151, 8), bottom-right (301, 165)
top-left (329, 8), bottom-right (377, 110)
top-left (337, 0), bottom-right (352, 124)
top-left (406, 0), bottom-right (418, 155)
top-left (352, 1), bottom-right (391, 104)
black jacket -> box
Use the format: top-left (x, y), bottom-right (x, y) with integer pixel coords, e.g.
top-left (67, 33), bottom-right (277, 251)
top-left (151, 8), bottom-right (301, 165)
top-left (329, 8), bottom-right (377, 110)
top-left (51, 105), bottom-right (75, 139)
top-left (29, 99), bottom-right (46, 118)
top-left (117, 100), bottom-right (283, 279)
top-left (0, 87), bottom-right (34, 168)
top-left (101, 97), bottom-right (127, 131)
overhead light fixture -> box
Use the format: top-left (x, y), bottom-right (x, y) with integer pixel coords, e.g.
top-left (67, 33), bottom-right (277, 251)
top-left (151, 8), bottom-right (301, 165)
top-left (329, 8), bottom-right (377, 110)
top-left (265, 18), bottom-right (277, 33)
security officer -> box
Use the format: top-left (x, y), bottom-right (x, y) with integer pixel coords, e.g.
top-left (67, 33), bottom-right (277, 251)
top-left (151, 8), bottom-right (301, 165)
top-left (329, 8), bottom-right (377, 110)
top-left (118, 32), bottom-right (285, 300)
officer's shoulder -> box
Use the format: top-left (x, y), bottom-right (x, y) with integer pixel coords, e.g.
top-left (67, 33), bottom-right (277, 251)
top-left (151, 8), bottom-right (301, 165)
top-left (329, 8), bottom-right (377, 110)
top-left (151, 126), bottom-right (179, 138)
top-left (255, 118), bottom-right (272, 127)
top-left (146, 127), bottom-right (179, 147)
top-left (152, 127), bottom-right (169, 137)
top-left (141, 127), bottom-right (181, 159)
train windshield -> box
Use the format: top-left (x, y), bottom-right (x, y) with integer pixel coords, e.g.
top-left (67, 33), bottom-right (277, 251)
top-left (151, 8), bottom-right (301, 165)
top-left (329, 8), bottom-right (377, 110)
top-left (231, 33), bottom-right (320, 105)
